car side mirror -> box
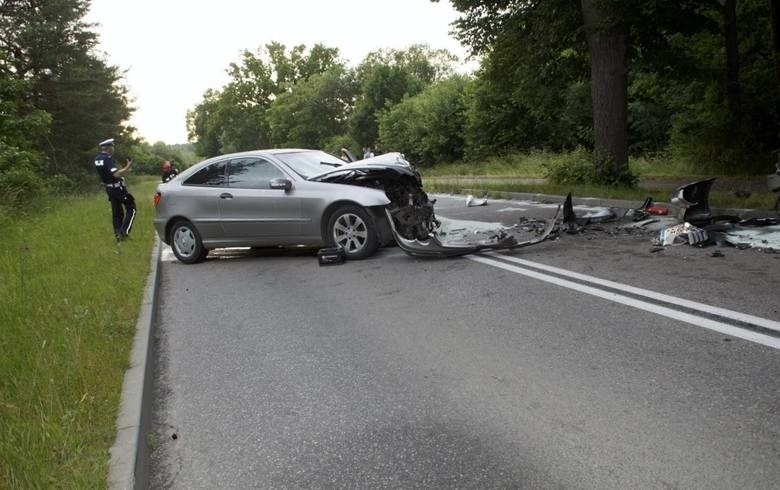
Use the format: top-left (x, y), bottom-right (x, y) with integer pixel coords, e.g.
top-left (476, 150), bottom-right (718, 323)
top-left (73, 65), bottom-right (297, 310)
top-left (269, 178), bottom-right (292, 192)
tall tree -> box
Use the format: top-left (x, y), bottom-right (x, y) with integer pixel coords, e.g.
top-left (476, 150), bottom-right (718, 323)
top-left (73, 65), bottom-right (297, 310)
top-left (187, 42), bottom-right (345, 155)
top-left (0, 0), bottom-right (133, 189)
top-left (349, 44), bottom-right (457, 147)
top-left (770, 0), bottom-right (780, 140)
top-left (581, 0), bottom-right (628, 173)
top-left (443, 0), bottom-right (705, 181)
top-left (266, 66), bottom-right (356, 148)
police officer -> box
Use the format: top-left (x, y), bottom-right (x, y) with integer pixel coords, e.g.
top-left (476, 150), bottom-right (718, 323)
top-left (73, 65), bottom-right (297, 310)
top-left (94, 138), bottom-right (136, 241)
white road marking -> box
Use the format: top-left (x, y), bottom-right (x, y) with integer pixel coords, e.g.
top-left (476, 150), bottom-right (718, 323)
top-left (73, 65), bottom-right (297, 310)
top-left (160, 246), bottom-right (176, 262)
top-left (469, 255), bottom-right (780, 350)
top-left (484, 252), bottom-right (780, 334)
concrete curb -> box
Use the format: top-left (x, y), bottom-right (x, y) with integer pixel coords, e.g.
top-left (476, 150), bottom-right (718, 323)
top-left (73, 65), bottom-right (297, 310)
top-left (108, 237), bottom-right (161, 490)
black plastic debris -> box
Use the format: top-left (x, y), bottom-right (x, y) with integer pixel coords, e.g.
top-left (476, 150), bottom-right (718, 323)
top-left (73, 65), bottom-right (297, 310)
top-left (633, 197), bottom-right (654, 221)
top-left (562, 193), bottom-right (581, 233)
top-left (317, 247), bottom-right (346, 266)
top-left (670, 178), bottom-right (715, 225)
top-left (738, 217), bottom-right (780, 227)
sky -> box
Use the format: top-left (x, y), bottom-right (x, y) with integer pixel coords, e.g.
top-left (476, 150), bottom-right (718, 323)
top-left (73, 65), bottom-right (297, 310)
top-left (85, 0), bottom-right (477, 145)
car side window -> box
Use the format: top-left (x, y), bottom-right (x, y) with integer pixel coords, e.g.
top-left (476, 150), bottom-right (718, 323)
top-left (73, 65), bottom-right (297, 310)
top-left (183, 160), bottom-right (227, 186)
top-left (228, 157), bottom-right (285, 189)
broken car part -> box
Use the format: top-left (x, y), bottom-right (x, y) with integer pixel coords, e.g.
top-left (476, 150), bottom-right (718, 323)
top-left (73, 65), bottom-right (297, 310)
top-left (466, 194), bottom-right (488, 207)
top-left (317, 246), bottom-right (347, 266)
top-left (670, 178), bottom-right (715, 225)
top-left (385, 205), bottom-right (562, 257)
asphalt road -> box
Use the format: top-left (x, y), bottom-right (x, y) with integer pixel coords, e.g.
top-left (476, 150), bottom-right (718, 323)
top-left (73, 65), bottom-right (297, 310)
top-left (148, 195), bottom-right (780, 489)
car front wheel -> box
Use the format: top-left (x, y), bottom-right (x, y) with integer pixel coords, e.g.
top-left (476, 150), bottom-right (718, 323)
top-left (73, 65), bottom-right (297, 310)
top-left (170, 220), bottom-right (208, 264)
top-left (325, 205), bottom-right (379, 260)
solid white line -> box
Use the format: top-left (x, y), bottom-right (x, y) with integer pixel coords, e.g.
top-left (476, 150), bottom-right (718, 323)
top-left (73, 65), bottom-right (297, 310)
top-left (484, 252), bottom-right (780, 334)
top-left (468, 255), bottom-right (780, 350)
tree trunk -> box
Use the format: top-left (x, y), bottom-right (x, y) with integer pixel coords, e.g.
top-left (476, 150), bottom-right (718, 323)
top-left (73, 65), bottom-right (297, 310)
top-left (723, 0), bottom-right (742, 127)
top-left (580, 0), bottom-right (628, 177)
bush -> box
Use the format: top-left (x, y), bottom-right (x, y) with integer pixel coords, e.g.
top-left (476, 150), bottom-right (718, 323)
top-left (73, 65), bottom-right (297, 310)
top-left (542, 147), bottom-right (638, 187)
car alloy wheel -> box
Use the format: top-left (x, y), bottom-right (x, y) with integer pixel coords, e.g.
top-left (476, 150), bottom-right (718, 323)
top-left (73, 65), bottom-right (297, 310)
top-left (171, 220), bottom-right (207, 264)
top-left (333, 212), bottom-right (368, 253)
top-left (326, 204), bottom-right (379, 260)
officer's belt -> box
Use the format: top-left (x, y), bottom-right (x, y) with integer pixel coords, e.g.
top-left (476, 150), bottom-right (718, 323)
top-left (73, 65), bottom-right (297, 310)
top-left (105, 182), bottom-right (124, 188)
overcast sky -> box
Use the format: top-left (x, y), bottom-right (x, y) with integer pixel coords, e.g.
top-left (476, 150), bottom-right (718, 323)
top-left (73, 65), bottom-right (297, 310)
top-left (84, 0), bottom-right (476, 145)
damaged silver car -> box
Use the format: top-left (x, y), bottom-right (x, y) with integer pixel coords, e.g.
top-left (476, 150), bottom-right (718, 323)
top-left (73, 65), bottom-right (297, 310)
top-left (152, 149), bottom-right (435, 263)
top-left (153, 148), bottom-right (557, 264)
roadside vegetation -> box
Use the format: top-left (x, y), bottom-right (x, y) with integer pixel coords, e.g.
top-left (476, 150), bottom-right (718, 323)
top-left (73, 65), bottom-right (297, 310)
top-left (0, 177), bottom-right (158, 488)
top-left (420, 150), bottom-right (779, 210)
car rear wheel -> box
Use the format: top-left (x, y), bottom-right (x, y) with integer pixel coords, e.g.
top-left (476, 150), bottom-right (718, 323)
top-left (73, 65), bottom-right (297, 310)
top-left (170, 220), bottom-right (208, 264)
top-left (325, 205), bottom-right (378, 260)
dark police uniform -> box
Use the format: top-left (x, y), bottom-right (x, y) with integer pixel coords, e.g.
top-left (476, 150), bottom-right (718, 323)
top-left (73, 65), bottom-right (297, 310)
top-left (94, 139), bottom-right (136, 240)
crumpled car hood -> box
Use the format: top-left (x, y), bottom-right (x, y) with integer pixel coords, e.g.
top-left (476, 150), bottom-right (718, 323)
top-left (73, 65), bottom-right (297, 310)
top-left (308, 158), bottom-right (418, 185)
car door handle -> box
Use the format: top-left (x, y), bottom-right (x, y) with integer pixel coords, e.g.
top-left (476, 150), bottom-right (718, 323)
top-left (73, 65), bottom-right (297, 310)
top-left (219, 193), bottom-right (233, 199)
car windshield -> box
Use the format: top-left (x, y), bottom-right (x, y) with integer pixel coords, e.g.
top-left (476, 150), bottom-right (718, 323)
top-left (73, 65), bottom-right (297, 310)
top-left (274, 150), bottom-right (345, 179)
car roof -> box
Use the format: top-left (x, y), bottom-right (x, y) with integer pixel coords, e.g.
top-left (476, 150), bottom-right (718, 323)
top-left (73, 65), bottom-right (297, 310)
top-left (169, 149), bottom-right (332, 183)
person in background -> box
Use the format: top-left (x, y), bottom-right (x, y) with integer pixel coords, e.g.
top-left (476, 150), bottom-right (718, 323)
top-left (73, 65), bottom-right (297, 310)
top-left (362, 146), bottom-right (374, 159)
top-left (161, 160), bottom-right (179, 183)
top-left (93, 138), bottom-right (136, 241)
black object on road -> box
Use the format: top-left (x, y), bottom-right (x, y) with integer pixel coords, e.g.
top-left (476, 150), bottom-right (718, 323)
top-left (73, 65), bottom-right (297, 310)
top-left (318, 247), bottom-right (347, 266)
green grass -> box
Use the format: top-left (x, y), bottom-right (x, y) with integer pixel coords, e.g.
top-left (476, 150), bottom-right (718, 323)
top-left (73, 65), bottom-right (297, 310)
top-left (423, 150), bottom-right (550, 177)
top-left (0, 176), bottom-right (159, 488)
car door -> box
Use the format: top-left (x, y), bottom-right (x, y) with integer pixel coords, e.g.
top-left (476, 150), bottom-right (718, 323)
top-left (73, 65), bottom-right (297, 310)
top-left (219, 156), bottom-right (303, 242)
top-left (179, 159), bottom-right (228, 241)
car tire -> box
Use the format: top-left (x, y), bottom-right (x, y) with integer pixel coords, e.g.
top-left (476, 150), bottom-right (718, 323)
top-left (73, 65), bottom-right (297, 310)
top-left (325, 205), bottom-right (379, 260)
top-left (170, 220), bottom-right (207, 264)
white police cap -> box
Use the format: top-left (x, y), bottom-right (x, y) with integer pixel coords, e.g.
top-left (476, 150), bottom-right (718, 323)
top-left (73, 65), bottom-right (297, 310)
top-left (99, 138), bottom-right (115, 147)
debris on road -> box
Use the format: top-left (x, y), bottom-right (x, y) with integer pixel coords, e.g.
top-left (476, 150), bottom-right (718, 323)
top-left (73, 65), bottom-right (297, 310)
top-left (317, 247), bottom-right (347, 266)
top-left (466, 194), bottom-right (488, 207)
top-left (386, 206), bottom-right (561, 257)
top-left (556, 178), bottom-right (780, 254)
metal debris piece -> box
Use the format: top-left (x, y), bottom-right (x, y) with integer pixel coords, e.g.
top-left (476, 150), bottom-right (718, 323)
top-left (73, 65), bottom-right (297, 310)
top-left (385, 205), bottom-right (561, 257)
top-left (466, 194), bottom-right (488, 207)
top-left (687, 228), bottom-right (708, 245)
top-left (633, 197), bottom-right (654, 221)
top-left (660, 222), bottom-right (708, 246)
top-left (669, 178), bottom-right (715, 225)
top-left (660, 223), bottom-right (689, 246)
top-left (631, 218), bottom-right (660, 228)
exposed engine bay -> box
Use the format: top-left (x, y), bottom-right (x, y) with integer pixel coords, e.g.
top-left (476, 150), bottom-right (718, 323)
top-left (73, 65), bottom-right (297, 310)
top-left (312, 163), bottom-right (438, 240)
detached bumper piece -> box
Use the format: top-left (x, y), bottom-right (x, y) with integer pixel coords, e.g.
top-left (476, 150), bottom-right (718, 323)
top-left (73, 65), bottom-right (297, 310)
top-left (385, 205), bottom-right (561, 257)
top-left (317, 247), bottom-right (347, 266)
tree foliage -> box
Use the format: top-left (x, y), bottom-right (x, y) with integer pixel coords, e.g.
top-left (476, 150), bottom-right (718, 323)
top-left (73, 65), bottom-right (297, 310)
top-left (187, 42), bottom-right (348, 157)
top-left (349, 45), bottom-right (457, 146)
top-left (0, 0), bottom-right (134, 200)
top-left (444, 0), bottom-right (779, 177)
top-left (378, 75), bottom-right (471, 165)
